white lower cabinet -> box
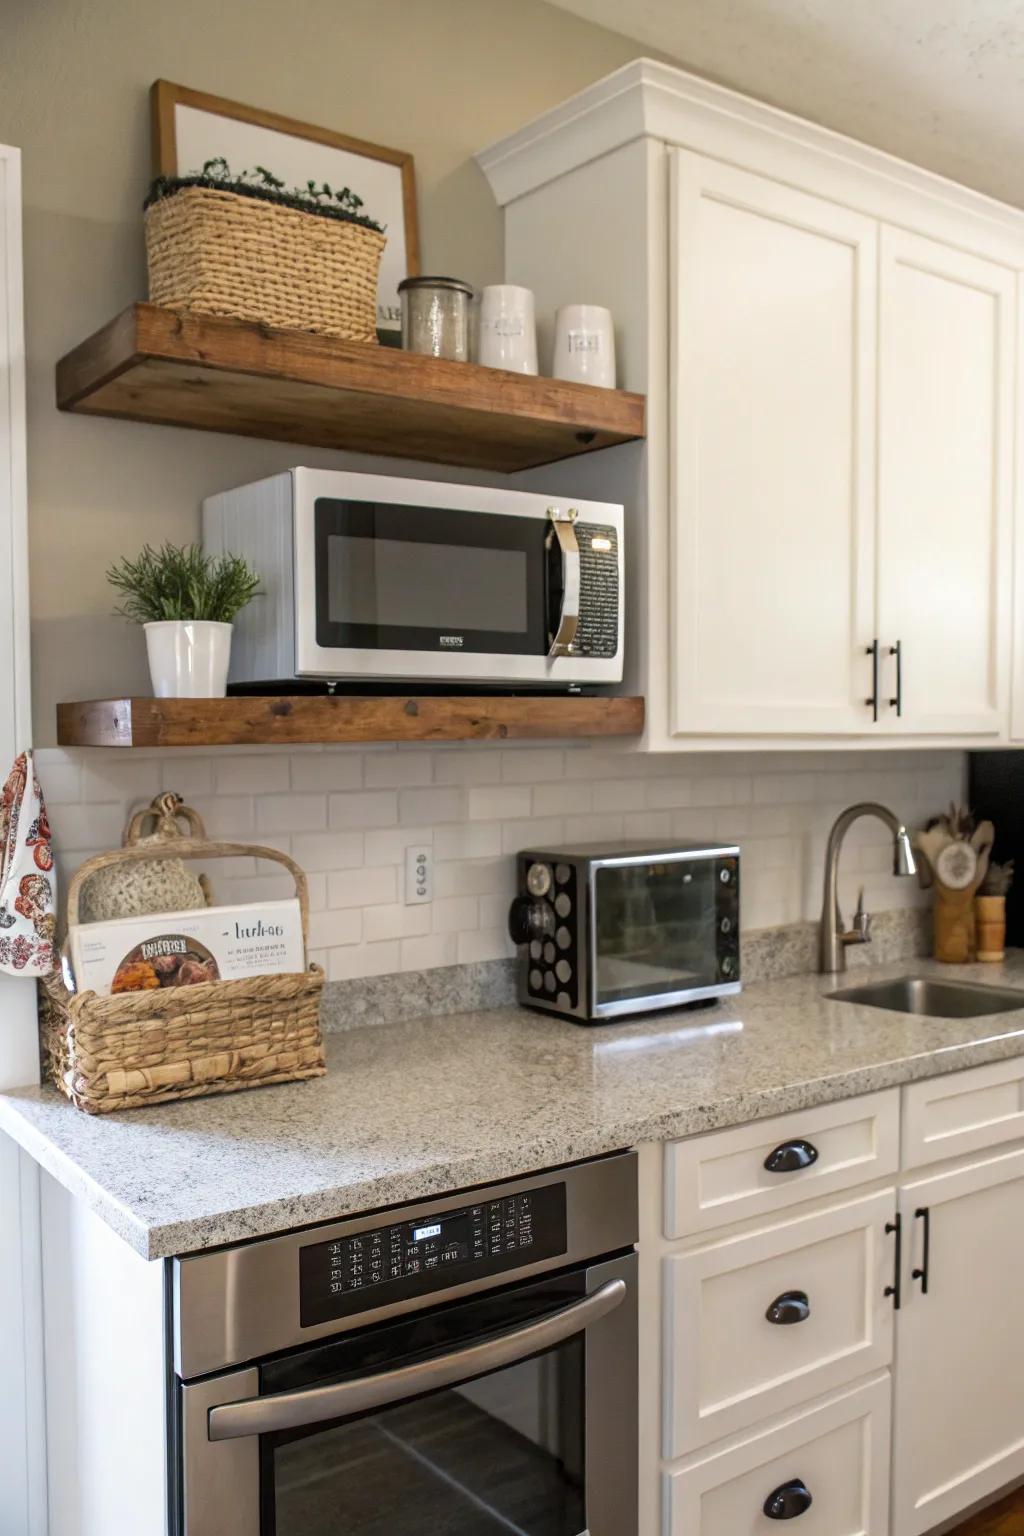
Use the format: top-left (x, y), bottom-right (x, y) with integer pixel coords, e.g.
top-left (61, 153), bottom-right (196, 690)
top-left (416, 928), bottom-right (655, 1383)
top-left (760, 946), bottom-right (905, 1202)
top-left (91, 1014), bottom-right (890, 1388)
top-left (665, 1376), bottom-right (892, 1536)
top-left (664, 1189), bottom-right (896, 1454)
top-left (891, 1144), bottom-right (1024, 1536)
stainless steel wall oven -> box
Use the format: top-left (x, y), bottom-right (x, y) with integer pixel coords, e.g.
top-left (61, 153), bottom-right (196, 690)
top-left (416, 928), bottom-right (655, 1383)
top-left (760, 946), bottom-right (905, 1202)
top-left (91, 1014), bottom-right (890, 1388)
top-left (174, 1153), bottom-right (638, 1536)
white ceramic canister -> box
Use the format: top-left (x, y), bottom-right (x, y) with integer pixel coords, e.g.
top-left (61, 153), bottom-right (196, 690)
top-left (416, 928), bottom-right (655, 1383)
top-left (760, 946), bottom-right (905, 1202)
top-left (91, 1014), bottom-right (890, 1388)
top-left (144, 620), bottom-right (233, 698)
top-left (477, 285), bottom-right (538, 374)
top-left (552, 304), bottom-right (616, 388)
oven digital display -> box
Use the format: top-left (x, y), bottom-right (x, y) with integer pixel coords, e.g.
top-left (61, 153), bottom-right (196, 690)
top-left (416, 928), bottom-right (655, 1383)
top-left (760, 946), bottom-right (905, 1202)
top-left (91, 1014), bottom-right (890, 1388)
top-left (299, 1182), bottom-right (568, 1328)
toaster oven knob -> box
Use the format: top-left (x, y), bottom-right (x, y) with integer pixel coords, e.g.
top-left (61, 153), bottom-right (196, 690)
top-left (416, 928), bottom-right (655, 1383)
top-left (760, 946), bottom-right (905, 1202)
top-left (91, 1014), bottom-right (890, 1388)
top-left (508, 897), bottom-right (556, 946)
top-left (526, 862), bottom-right (553, 898)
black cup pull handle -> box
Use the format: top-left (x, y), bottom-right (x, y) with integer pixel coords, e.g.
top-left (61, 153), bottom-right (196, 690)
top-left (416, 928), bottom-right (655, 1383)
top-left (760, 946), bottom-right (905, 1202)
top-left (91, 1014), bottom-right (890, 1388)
top-left (766, 1290), bottom-right (810, 1325)
top-left (764, 1139), bottom-right (819, 1174)
top-left (764, 1479), bottom-right (813, 1519)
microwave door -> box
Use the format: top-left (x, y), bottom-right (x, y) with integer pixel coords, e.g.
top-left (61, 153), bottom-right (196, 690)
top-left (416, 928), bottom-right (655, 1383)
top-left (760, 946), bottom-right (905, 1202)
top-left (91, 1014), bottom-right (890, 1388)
top-left (309, 496), bottom-right (548, 679)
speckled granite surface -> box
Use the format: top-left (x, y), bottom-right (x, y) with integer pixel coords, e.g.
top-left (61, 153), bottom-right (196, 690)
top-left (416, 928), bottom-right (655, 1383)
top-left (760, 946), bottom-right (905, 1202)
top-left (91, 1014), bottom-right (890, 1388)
top-left (3, 947), bottom-right (1023, 1262)
top-left (317, 907), bottom-right (929, 1030)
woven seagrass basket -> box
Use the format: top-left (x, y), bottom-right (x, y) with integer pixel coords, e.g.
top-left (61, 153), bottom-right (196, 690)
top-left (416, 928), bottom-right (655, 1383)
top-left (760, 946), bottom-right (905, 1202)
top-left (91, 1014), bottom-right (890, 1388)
top-left (145, 184), bottom-right (386, 342)
top-left (41, 838), bottom-right (325, 1115)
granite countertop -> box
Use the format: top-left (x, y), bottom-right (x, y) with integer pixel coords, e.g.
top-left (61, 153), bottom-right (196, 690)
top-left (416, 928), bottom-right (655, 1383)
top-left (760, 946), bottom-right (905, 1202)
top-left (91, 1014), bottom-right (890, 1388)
top-left (5, 953), bottom-right (1024, 1262)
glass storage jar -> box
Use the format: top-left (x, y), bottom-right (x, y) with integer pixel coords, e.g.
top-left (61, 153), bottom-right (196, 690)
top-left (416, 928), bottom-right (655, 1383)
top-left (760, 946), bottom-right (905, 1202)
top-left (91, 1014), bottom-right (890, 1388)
top-left (398, 276), bottom-right (473, 361)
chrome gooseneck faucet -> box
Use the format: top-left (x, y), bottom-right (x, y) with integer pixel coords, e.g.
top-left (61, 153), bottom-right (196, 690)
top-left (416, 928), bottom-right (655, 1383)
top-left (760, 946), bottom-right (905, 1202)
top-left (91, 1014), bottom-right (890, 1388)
top-left (819, 802), bottom-right (916, 973)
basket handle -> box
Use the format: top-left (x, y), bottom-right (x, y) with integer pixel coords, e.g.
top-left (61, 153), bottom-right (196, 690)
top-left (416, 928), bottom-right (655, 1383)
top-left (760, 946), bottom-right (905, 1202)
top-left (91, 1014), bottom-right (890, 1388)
top-left (66, 839), bottom-right (310, 945)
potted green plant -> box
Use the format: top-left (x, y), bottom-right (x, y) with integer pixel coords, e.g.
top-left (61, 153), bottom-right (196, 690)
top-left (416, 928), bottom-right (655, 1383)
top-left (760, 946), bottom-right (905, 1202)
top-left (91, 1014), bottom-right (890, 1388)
top-left (108, 543), bottom-right (262, 698)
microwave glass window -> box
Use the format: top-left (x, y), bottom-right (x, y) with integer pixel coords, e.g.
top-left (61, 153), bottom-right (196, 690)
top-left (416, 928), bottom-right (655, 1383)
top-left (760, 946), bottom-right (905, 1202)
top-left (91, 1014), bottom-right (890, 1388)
top-left (327, 535), bottom-right (528, 633)
top-left (264, 1343), bottom-right (585, 1536)
top-left (594, 861), bottom-right (719, 1005)
top-left (314, 498), bottom-right (546, 656)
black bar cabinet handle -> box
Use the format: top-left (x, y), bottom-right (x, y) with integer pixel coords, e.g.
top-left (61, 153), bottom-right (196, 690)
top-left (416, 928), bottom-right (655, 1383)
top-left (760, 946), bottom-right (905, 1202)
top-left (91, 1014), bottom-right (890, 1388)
top-left (765, 1290), bottom-right (811, 1326)
top-left (912, 1206), bottom-right (930, 1294)
top-left (885, 1213), bottom-right (902, 1310)
top-left (764, 1139), bottom-right (819, 1174)
top-left (764, 1479), bottom-right (813, 1519)
top-left (866, 639), bottom-right (880, 722)
top-left (889, 640), bottom-right (903, 716)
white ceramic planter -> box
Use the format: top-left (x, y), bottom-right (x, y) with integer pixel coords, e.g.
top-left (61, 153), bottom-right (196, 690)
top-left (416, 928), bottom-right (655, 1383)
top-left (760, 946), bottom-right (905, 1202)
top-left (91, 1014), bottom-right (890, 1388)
top-left (144, 621), bottom-right (232, 698)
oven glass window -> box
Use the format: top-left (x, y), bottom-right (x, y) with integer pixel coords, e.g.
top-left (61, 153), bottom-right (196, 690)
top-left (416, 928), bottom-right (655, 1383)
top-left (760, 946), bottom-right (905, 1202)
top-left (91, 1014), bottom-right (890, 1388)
top-left (268, 1345), bottom-right (584, 1536)
top-left (593, 860), bottom-right (722, 1006)
top-left (260, 1277), bottom-right (587, 1536)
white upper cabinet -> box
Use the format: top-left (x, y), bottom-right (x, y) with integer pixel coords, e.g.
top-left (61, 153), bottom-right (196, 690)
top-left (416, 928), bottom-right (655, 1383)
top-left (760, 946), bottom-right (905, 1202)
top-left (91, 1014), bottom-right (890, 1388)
top-left (480, 59), bottom-right (1024, 749)
top-left (670, 152), bottom-right (877, 736)
top-left (875, 228), bottom-right (1013, 737)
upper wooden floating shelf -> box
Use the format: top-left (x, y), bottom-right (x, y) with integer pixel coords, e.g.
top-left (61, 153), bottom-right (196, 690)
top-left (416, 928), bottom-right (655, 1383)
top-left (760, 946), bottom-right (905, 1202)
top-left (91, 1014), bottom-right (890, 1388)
top-left (55, 305), bottom-right (646, 473)
top-left (56, 694), bottom-right (645, 749)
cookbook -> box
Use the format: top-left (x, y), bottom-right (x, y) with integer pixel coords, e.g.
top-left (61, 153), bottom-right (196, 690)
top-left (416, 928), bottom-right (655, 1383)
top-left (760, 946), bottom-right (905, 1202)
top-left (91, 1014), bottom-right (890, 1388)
top-left (67, 898), bottom-right (305, 997)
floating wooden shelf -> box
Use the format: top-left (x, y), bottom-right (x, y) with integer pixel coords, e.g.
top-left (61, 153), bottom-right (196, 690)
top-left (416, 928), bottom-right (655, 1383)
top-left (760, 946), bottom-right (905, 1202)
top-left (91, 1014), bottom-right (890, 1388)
top-left (55, 305), bottom-right (646, 472)
top-left (56, 695), bottom-right (645, 748)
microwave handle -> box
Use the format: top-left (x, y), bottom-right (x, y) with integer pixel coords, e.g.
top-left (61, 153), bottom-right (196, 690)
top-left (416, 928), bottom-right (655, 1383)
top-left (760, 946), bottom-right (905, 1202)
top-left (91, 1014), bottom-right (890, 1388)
top-left (547, 509), bottom-right (581, 658)
top-left (207, 1276), bottom-right (626, 1443)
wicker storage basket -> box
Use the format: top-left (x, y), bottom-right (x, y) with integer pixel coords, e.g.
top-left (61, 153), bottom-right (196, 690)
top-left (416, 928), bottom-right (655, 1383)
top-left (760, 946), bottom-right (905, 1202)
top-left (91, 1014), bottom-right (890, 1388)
top-left (145, 185), bottom-right (386, 342)
top-left (41, 838), bottom-right (325, 1114)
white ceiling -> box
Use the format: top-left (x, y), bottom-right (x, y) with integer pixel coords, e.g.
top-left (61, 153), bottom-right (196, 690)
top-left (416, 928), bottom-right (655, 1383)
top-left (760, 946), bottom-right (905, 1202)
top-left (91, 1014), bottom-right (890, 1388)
top-left (548, 0), bottom-right (1024, 208)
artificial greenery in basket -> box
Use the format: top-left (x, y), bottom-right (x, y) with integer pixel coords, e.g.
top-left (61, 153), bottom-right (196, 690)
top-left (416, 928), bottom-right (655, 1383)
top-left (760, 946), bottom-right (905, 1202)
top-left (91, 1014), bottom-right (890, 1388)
top-left (108, 543), bottom-right (262, 700)
top-left (144, 158), bottom-right (386, 232)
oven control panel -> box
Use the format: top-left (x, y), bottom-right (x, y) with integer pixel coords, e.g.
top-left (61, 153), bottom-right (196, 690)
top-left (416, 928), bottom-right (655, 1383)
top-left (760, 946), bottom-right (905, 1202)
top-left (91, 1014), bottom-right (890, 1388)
top-left (300, 1181), bottom-right (568, 1327)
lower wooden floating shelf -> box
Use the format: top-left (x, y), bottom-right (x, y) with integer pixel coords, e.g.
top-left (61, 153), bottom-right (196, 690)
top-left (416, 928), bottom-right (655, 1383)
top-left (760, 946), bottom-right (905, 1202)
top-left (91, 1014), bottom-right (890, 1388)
top-left (56, 694), bottom-right (645, 748)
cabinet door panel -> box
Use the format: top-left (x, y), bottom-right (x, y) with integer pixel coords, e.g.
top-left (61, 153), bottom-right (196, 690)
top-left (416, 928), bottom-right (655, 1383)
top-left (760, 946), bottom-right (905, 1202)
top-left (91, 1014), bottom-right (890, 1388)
top-left (892, 1147), bottom-right (1024, 1535)
top-left (670, 151), bottom-right (877, 736)
top-left (877, 228), bottom-right (1013, 736)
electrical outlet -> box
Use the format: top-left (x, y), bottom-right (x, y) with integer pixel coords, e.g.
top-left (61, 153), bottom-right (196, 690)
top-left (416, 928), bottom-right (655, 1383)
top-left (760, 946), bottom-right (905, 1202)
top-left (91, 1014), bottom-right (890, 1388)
top-left (405, 844), bottom-right (433, 904)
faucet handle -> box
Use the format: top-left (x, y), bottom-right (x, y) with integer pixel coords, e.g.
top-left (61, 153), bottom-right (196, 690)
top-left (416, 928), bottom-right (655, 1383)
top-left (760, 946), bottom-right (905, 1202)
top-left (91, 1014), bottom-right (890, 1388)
top-left (845, 888), bottom-right (872, 945)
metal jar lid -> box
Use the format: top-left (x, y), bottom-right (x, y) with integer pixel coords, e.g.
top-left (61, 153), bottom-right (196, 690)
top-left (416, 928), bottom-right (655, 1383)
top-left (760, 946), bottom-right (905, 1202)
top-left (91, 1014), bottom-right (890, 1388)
top-left (398, 275), bottom-right (475, 297)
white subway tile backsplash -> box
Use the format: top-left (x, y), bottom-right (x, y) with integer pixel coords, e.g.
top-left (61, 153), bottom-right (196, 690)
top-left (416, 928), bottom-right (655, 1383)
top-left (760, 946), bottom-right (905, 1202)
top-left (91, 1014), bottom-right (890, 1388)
top-left (36, 743), bottom-right (964, 986)
top-left (215, 756), bottom-right (290, 795)
top-left (289, 754), bottom-right (364, 792)
top-left (328, 866), bottom-right (396, 908)
top-left (329, 791), bottom-right (398, 830)
top-left (364, 903), bottom-right (432, 942)
top-left (399, 786), bottom-right (463, 825)
top-left (306, 908), bottom-right (362, 950)
top-left (468, 785), bottom-right (531, 821)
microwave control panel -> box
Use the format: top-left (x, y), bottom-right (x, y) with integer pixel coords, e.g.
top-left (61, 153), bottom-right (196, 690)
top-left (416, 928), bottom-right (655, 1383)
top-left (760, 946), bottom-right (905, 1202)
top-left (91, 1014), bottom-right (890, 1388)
top-left (299, 1181), bottom-right (568, 1327)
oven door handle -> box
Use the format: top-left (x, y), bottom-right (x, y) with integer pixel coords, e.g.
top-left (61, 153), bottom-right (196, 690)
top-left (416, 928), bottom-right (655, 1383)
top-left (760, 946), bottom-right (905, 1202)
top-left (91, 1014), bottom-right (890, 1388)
top-left (547, 508), bottom-right (581, 659)
top-left (207, 1277), bottom-right (626, 1443)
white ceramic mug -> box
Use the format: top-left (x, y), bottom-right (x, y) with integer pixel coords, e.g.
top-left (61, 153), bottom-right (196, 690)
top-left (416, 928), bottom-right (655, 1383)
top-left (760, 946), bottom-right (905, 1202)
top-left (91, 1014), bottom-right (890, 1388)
top-left (552, 304), bottom-right (616, 388)
top-left (477, 285), bottom-right (538, 374)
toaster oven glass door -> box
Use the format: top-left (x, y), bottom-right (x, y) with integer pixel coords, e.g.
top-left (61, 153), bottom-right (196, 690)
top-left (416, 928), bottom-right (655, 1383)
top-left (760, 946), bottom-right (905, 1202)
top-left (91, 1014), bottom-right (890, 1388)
top-left (592, 859), bottom-right (729, 1008)
top-left (314, 497), bottom-right (548, 655)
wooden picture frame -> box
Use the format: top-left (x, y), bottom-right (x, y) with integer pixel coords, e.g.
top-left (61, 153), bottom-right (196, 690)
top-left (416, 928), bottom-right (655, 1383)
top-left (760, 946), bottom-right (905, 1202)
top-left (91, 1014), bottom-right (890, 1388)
top-left (150, 80), bottom-right (420, 344)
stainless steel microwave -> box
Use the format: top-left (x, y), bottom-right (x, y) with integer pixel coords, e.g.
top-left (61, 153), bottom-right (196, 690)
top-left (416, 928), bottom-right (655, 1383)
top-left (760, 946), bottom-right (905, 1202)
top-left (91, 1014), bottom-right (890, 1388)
top-left (508, 840), bottom-right (740, 1022)
top-left (203, 468), bottom-right (624, 688)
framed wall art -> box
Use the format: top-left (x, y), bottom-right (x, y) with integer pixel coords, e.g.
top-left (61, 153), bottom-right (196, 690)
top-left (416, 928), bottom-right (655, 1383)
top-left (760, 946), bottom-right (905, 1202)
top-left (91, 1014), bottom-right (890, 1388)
top-left (150, 80), bottom-right (420, 344)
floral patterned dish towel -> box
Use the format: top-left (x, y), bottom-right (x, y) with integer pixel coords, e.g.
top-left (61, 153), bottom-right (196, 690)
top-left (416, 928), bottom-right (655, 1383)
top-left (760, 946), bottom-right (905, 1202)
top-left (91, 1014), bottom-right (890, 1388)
top-left (0, 750), bottom-right (56, 976)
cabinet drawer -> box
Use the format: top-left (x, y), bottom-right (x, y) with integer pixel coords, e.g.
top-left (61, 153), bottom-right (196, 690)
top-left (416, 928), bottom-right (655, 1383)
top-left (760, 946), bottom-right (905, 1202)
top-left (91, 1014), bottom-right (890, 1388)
top-left (665, 1090), bottom-right (900, 1238)
top-left (665, 1375), bottom-right (891, 1536)
top-left (664, 1188), bottom-right (895, 1455)
top-left (902, 1057), bottom-right (1024, 1168)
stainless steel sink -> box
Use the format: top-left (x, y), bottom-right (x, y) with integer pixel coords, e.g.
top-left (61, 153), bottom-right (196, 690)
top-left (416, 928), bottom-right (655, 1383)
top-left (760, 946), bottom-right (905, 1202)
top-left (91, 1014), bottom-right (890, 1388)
top-left (828, 974), bottom-right (1024, 1019)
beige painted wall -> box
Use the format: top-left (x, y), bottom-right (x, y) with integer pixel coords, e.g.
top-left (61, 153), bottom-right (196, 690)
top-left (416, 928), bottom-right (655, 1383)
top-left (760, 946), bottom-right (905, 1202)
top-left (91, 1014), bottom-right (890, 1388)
top-left (0, 0), bottom-right (647, 742)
